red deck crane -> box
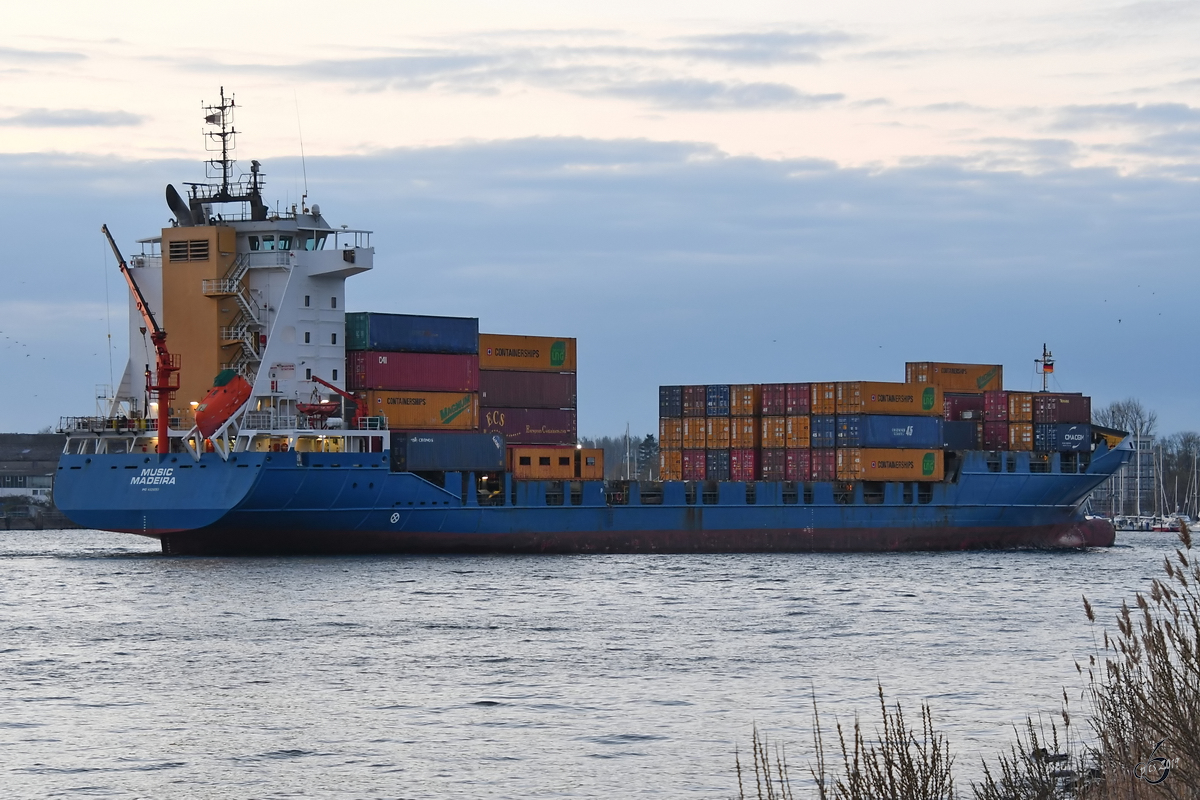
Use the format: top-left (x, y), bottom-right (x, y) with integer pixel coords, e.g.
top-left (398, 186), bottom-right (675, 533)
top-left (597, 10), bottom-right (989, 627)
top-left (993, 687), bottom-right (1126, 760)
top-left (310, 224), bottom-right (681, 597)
top-left (101, 225), bottom-right (180, 455)
top-left (303, 375), bottom-right (362, 428)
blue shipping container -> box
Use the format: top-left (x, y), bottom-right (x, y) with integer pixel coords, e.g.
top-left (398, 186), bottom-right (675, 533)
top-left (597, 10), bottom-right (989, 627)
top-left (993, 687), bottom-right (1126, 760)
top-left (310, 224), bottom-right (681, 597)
top-left (348, 312), bottom-right (479, 354)
top-left (943, 420), bottom-right (980, 451)
top-left (706, 385), bottom-right (731, 417)
top-left (837, 415), bottom-right (944, 449)
top-left (389, 431), bottom-right (506, 472)
top-left (1034, 423), bottom-right (1091, 452)
top-left (706, 449), bottom-right (730, 481)
top-left (659, 386), bottom-right (683, 418)
top-left (811, 415), bottom-right (836, 449)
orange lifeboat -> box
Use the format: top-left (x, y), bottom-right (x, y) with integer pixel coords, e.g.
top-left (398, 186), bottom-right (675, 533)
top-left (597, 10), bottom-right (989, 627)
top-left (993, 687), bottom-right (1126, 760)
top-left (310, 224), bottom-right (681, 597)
top-left (195, 370), bottom-right (253, 438)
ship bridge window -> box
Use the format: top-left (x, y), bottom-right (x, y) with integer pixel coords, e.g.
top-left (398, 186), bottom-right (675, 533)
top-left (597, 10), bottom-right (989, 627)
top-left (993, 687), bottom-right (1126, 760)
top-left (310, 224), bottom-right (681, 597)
top-left (260, 235), bottom-right (275, 251)
top-left (302, 232), bottom-right (328, 251)
top-left (277, 235), bottom-right (293, 250)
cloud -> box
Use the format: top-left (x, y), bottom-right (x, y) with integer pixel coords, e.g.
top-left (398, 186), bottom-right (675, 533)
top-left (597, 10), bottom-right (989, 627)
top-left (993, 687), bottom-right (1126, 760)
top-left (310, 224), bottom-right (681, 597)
top-left (0, 46), bottom-right (86, 63)
top-left (1054, 102), bottom-right (1200, 130)
top-left (671, 30), bottom-right (856, 65)
top-left (586, 79), bottom-right (842, 110)
top-left (0, 108), bottom-right (144, 128)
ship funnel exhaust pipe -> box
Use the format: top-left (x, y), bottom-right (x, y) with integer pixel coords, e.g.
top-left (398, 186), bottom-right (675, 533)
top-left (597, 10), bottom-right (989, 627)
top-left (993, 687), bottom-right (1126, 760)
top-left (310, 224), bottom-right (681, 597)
top-left (166, 184), bottom-right (194, 226)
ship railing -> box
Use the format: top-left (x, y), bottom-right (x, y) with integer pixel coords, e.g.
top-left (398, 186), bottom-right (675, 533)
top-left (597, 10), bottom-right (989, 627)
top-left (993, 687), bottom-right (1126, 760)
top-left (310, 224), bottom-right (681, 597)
top-left (355, 416), bottom-right (387, 430)
top-left (58, 416), bottom-right (183, 435)
top-left (239, 412), bottom-right (315, 432)
top-left (246, 251), bottom-right (293, 268)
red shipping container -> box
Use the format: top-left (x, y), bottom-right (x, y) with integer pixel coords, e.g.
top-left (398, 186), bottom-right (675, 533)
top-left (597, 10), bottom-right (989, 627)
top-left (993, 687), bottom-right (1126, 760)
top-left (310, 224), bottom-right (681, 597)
top-left (983, 421), bottom-right (1009, 450)
top-left (944, 393), bottom-right (984, 421)
top-left (761, 384), bottom-right (787, 416)
top-left (811, 448), bottom-right (836, 481)
top-left (682, 449), bottom-right (706, 480)
top-left (786, 448), bottom-right (811, 481)
top-left (479, 370), bottom-right (576, 409)
top-left (785, 383), bottom-right (811, 415)
top-left (730, 449), bottom-right (759, 481)
top-left (683, 385), bottom-right (707, 417)
top-left (984, 390), bottom-right (1009, 422)
top-left (347, 351), bottom-right (478, 392)
top-left (1033, 393), bottom-right (1091, 423)
top-left (761, 448), bottom-right (786, 481)
top-left (480, 407), bottom-right (576, 445)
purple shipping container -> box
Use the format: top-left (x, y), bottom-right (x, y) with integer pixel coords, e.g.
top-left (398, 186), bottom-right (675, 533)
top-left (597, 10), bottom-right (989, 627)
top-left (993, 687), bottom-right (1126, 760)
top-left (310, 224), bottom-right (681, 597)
top-left (730, 449), bottom-right (759, 481)
top-left (984, 390), bottom-right (1008, 422)
top-left (347, 351), bottom-right (479, 392)
top-left (785, 383), bottom-right (811, 415)
top-left (761, 448), bottom-right (786, 481)
top-left (785, 448), bottom-right (811, 481)
top-left (811, 448), bottom-right (836, 481)
top-left (1033, 393), bottom-right (1091, 423)
top-left (983, 421), bottom-right (1009, 450)
top-left (480, 370), bottom-right (577, 409)
top-left (944, 393), bottom-right (984, 421)
top-left (480, 407), bottom-right (577, 445)
top-left (761, 384), bottom-right (787, 416)
top-left (682, 449), bottom-right (706, 480)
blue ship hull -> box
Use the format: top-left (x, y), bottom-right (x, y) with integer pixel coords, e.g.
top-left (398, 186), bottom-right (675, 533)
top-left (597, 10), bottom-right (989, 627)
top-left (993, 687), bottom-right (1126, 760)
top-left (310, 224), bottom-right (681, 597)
top-left (54, 444), bottom-right (1129, 555)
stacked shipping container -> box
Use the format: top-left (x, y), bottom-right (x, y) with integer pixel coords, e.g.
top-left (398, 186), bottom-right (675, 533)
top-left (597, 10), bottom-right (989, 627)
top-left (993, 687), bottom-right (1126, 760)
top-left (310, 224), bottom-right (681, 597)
top-left (478, 334), bottom-right (578, 447)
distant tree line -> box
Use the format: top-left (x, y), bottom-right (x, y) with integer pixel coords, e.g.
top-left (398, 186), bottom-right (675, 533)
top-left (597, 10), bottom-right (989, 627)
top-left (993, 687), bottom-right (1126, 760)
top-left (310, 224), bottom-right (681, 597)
top-left (579, 433), bottom-right (658, 480)
top-left (1094, 398), bottom-right (1199, 517)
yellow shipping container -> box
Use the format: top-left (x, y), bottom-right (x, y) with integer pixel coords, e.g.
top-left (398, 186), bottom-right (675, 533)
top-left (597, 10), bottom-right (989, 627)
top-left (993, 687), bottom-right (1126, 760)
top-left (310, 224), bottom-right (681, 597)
top-left (659, 417), bottom-right (682, 450)
top-left (762, 416), bottom-right (787, 449)
top-left (785, 415), bottom-right (811, 448)
top-left (836, 381), bottom-right (942, 416)
top-left (1008, 393), bottom-right (1033, 422)
top-left (811, 382), bottom-right (836, 414)
top-left (682, 417), bottom-right (706, 449)
top-left (660, 450), bottom-right (682, 481)
top-left (836, 449), bottom-right (945, 481)
top-left (508, 446), bottom-right (603, 480)
top-left (1009, 422), bottom-right (1034, 451)
top-left (730, 384), bottom-right (762, 417)
top-left (479, 334), bottom-right (577, 372)
top-left (905, 362), bottom-right (1003, 394)
top-left (359, 390), bottom-right (479, 430)
top-left (730, 416), bottom-right (761, 449)
top-left (706, 417), bottom-right (731, 449)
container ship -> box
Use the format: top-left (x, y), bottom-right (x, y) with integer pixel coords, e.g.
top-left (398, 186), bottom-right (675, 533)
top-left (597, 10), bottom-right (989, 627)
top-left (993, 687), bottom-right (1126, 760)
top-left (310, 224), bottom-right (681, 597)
top-left (53, 91), bottom-right (1131, 555)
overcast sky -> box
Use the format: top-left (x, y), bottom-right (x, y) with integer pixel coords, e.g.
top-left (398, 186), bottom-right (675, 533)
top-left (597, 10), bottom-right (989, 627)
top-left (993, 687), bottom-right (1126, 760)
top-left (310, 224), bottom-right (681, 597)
top-left (2, 1), bottom-right (1199, 436)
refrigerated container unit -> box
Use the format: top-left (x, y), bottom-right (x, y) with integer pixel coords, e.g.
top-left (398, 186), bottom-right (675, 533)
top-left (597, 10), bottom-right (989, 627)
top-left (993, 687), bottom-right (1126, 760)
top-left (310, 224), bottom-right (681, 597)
top-left (480, 370), bottom-right (577, 409)
top-left (478, 334), bottom-right (577, 372)
top-left (346, 312), bottom-right (479, 354)
top-left (835, 415), bottom-right (944, 449)
top-left (905, 362), bottom-right (1003, 393)
top-left (479, 407), bottom-right (577, 445)
top-left (348, 351), bottom-right (479, 393)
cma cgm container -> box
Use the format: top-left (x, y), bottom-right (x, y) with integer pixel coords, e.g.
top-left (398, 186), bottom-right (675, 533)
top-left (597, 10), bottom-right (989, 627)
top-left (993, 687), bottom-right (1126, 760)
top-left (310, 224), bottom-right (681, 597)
top-left (660, 449), bottom-right (682, 481)
top-left (730, 417), bottom-right (760, 449)
top-left (811, 415), bottom-right (836, 449)
top-left (760, 448), bottom-right (786, 481)
top-left (358, 390), bottom-right (479, 430)
top-left (835, 416), bottom-right (944, 449)
top-left (348, 351), bottom-right (479, 393)
top-left (706, 450), bottom-right (731, 481)
top-left (905, 362), bottom-right (1002, 394)
top-left (761, 384), bottom-right (786, 416)
top-left (346, 312), bottom-right (479, 354)
top-left (944, 393), bottom-right (984, 421)
top-left (730, 385), bottom-right (761, 417)
top-left (682, 449), bottom-right (706, 480)
top-left (388, 431), bottom-right (506, 473)
top-left (786, 448), bottom-right (811, 481)
top-left (1033, 393), bottom-right (1091, 424)
top-left (659, 418), bottom-right (682, 450)
top-left (837, 449), bottom-right (945, 482)
top-left (480, 407), bottom-right (576, 445)
top-left (478, 334), bottom-right (577, 372)
top-left (811, 448), bottom-right (836, 481)
top-left (836, 382), bottom-right (941, 416)
top-left (1035, 423), bottom-right (1092, 452)
top-left (706, 417), bottom-right (731, 449)
top-left (659, 386), bottom-right (683, 418)
top-left (730, 449), bottom-right (759, 481)
top-left (480, 370), bottom-right (576, 409)
top-left (683, 385), bottom-right (707, 417)
top-left (706, 385), bottom-right (731, 417)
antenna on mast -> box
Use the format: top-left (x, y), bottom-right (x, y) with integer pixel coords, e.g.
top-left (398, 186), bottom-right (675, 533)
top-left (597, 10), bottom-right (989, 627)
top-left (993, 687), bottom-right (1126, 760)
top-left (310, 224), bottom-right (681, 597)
top-left (202, 87), bottom-right (238, 197)
top-left (1034, 343), bottom-right (1055, 392)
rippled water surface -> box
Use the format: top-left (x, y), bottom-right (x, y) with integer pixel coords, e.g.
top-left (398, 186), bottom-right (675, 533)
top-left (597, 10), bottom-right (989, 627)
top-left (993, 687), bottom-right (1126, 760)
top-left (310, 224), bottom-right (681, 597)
top-left (0, 529), bottom-right (1182, 798)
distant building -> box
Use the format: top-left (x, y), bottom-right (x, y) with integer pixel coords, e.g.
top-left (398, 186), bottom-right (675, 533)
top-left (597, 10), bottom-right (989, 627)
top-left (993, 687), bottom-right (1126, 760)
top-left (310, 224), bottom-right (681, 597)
top-left (0, 433), bottom-right (65, 504)
top-left (1090, 436), bottom-right (1157, 518)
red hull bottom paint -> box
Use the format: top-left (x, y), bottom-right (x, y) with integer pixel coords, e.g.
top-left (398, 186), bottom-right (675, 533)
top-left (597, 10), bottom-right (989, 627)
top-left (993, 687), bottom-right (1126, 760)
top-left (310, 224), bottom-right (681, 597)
top-left (159, 519), bottom-right (1115, 556)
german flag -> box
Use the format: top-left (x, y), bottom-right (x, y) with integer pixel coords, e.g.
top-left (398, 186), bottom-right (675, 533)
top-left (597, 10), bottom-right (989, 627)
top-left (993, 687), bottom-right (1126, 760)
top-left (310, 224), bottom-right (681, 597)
top-left (1043, 362), bottom-right (1055, 373)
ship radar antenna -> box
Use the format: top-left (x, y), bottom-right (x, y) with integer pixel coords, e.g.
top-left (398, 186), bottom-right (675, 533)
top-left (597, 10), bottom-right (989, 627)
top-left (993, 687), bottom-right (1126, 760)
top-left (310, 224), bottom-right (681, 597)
top-left (1035, 343), bottom-right (1055, 392)
top-left (203, 86), bottom-right (238, 197)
